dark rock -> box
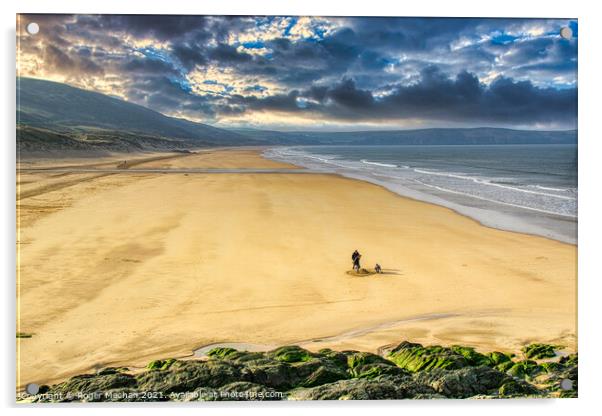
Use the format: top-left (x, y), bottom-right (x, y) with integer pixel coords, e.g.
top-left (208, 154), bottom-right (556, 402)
top-left (52, 373), bottom-right (137, 396)
top-left (288, 359), bottom-right (323, 379)
top-left (353, 363), bottom-right (408, 379)
top-left (98, 388), bottom-right (166, 402)
top-left (36, 372), bottom-right (138, 402)
top-left (414, 366), bottom-right (509, 398)
top-left (96, 367), bottom-right (130, 375)
top-left (210, 348), bottom-right (349, 390)
top-left (218, 381), bottom-right (281, 401)
top-left (317, 348), bottom-right (349, 368)
top-left (301, 363), bottom-right (349, 387)
top-left (189, 381), bottom-right (282, 401)
top-left (267, 346), bottom-right (314, 363)
top-left (135, 359), bottom-right (247, 393)
top-left (391, 376), bottom-right (441, 398)
top-left (288, 377), bottom-right (406, 400)
top-left (244, 360), bottom-right (295, 390)
top-left (499, 379), bottom-right (540, 397)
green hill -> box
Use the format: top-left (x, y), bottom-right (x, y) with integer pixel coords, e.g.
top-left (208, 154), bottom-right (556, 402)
top-left (17, 77), bottom-right (263, 153)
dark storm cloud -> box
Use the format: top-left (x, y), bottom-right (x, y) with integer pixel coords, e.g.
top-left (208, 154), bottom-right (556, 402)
top-left (234, 90), bottom-right (302, 113)
top-left (18, 14), bottom-right (578, 128)
top-left (208, 43), bottom-right (253, 63)
top-left (380, 69), bottom-right (576, 124)
top-left (125, 74), bottom-right (219, 119)
top-left (74, 15), bottom-right (215, 41)
top-left (171, 43), bottom-right (208, 70)
top-left (43, 44), bottom-right (105, 77)
top-left (343, 17), bottom-right (478, 51)
top-left (236, 67), bottom-right (576, 126)
top-left (122, 56), bottom-right (179, 75)
top-left (327, 78), bottom-right (375, 109)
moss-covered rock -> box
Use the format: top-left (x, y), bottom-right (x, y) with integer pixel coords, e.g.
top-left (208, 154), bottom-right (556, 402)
top-left (533, 353), bottom-right (578, 398)
top-left (495, 360), bottom-right (516, 373)
top-left (317, 348), bottom-right (350, 369)
top-left (451, 346), bottom-right (492, 366)
top-left (268, 346), bottom-right (313, 363)
top-left (506, 360), bottom-right (543, 379)
top-left (206, 347), bottom-right (239, 360)
top-left (49, 373), bottom-right (138, 398)
top-left (136, 359), bottom-right (247, 393)
top-left (347, 352), bottom-right (391, 372)
top-left (487, 351), bottom-right (513, 366)
top-left (540, 362), bottom-right (563, 373)
top-left (522, 343), bottom-right (562, 360)
top-left (344, 351), bottom-right (408, 379)
top-left (28, 340), bottom-right (575, 402)
top-left (559, 353), bottom-right (578, 367)
top-left (146, 358), bottom-right (177, 371)
top-left (354, 363), bottom-right (408, 380)
top-left (499, 379), bottom-right (540, 397)
top-left (386, 341), bottom-right (469, 372)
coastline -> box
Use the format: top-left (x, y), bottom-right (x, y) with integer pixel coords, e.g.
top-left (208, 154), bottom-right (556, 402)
top-left (17, 147), bottom-right (577, 389)
top-left (263, 146), bottom-right (577, 244)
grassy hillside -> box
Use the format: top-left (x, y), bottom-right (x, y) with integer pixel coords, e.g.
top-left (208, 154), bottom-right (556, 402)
top-left (17, 77), bottom-right (262, 151)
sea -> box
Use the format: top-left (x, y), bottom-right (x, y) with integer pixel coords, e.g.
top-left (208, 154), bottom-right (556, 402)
top-left (264, 144), bottom-right (577, 243)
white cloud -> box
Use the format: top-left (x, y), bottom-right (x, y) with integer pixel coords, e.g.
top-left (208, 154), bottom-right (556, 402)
top-left (227, 16), bottom-right (340, 46)
top-left (186, 65), bottom-right (283, 98)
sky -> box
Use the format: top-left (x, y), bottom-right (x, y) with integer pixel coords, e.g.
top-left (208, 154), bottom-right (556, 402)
top-left (17, 15), bottom-right (578, 131)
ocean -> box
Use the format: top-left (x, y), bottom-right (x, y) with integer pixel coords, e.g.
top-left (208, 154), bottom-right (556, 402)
top-left (264, 144), bottom-right (577, 243)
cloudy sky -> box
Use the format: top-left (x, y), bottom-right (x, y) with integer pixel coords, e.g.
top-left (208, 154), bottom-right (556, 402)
top-left (17, 15), bottom-right (577, 131)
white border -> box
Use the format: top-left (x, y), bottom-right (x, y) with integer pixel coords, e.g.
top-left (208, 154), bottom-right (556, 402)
top-left (2, 1), bottom-right (600, 415)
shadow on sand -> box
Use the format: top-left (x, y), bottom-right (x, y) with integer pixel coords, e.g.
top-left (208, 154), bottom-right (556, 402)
top-left (345, 268), bottom-right (402, 277)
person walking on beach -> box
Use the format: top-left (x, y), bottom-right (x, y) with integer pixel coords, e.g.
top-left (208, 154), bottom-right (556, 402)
top-left (352, 250), bottom-right (361, 272)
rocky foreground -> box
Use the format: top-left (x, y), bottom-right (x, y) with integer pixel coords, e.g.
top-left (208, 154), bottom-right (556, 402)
top-left (22, 341), bottom-right (577, 402)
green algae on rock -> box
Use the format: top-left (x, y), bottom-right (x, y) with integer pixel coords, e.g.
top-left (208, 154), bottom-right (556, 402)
top-left (522, 343), bottom-right (563, 360)
top-left (386, 341), bottom-right (474, 372)
top-left (146, 358), bottom-right (177, 371)
top-left (25, 340), bottom-right (578, 402)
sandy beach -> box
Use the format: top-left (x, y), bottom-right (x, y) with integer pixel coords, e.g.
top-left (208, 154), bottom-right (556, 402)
top-left (16, 148), bottom-right (577, 389)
